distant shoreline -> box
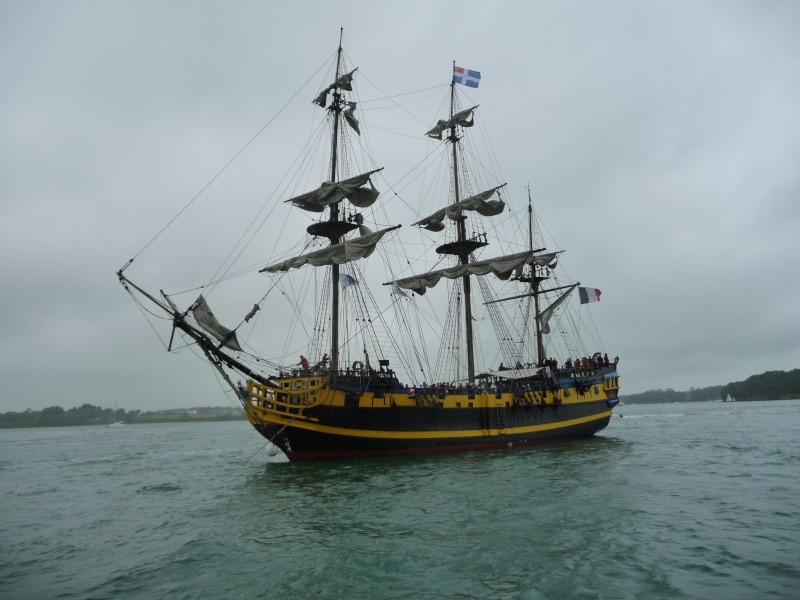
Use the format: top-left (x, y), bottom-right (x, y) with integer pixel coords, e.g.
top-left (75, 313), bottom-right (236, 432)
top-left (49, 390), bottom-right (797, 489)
top-left (622, 394), bottom-right (799, 405)
top-left (622, 397), bottom-right (798, 405)
top-left (621, 368), bottom-right (799, 404)
top-left (0, 406), bottom-right (246, 429)
top-left (3, 367), bottom-right (798, 427)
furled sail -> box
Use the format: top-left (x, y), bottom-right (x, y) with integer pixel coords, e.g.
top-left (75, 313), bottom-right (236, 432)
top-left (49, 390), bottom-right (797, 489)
top-left (192, 295), bottom-right (243, 351)
top-left (343, 102), bottom-right (360, 135)
top-left (425, 106), bottom-right (477, 140)
top-left (414, 185), bottom-right (507, 232)
top-left (261, 225), bottom-right (400, 273)
top-left (312, 68), bottom-right (357, 108)
top-left (393, 251), bottom-right (559, 296)
top-left (490, 366), bottom-right (543, 379)
top-left (285, 169), bottom-right (383, 213)
top-left (537, 284), bottom-right (578, 335)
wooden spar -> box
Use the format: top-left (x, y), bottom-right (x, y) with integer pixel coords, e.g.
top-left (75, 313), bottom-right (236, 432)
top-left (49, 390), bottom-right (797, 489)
top-left (117, 272), bottom-right (280, 389)
top-left (449, 61), bottom-right (476, 383)
top-left (484, 283), bottom-right (575, 306)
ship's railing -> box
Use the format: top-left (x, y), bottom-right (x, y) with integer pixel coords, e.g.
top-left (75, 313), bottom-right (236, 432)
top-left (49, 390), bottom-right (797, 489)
top-left (247, 377), bottom-right (327, 416)
top-left (556, 366), bottom-right (615, 379)
top-left (243, 368), bottom-right (616, 415)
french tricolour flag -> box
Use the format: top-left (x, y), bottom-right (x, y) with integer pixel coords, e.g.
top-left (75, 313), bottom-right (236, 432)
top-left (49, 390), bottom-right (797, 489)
top-left (579, 287), bottom-right (602, 304)
top-left (453, 66), bottom-right (481, 88)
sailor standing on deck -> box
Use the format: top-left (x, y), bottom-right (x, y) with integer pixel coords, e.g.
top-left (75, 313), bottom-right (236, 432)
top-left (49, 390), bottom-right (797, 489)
top-left (299, 355), bottom-right (309, 370)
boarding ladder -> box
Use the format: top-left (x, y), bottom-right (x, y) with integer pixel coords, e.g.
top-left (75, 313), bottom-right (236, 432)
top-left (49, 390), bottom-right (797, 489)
top-left (495, 401), bottom-right (508, 434)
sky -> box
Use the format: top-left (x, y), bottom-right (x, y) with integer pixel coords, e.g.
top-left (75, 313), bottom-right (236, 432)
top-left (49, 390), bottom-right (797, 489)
top-left (2, 0), bottom-right (799, 413)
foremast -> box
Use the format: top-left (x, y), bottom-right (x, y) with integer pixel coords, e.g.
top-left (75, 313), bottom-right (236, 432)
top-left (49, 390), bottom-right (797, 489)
top-left (328, 30), bottom-right (345, 373)
top-left (120, 32), bottom-right (394, 400)
top-left (260, 30), bottom-right (395, 373)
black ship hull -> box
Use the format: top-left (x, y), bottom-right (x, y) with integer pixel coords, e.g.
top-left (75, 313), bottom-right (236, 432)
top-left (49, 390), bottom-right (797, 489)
top-left (254, 399), bottom-right (612, 460)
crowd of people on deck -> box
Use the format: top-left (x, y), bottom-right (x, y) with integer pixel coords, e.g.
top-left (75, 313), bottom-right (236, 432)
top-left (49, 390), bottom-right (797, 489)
top-left (281, 350), bottom-right (619, 396)
top-left (559, 352), bottom-right (619, 371)
top-left (412, 351), bottom-right (621, 396)
top-left (500, 352), bottom-right (619, 373)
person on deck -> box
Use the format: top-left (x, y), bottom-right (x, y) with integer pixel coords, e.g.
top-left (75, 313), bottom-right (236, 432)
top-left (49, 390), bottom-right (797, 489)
top-left (604, 353), bottom-right (610, 366)
top-left (299, 355), bottom-right (309, 370)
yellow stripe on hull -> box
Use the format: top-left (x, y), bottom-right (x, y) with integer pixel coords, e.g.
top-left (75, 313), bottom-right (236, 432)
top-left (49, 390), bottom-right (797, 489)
top-left (256, 409), bottom-right (612, 441)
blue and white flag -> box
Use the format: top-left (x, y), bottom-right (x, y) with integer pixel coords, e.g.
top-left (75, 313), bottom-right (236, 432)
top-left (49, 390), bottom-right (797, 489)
top-left (339, 273), bottom-right (358, 290)
top-left (453, 66), bottom-right (481, 88)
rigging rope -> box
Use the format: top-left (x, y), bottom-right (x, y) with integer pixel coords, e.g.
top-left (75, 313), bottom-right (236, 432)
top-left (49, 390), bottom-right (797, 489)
top-left (119, 57), bottom-right (333, 273)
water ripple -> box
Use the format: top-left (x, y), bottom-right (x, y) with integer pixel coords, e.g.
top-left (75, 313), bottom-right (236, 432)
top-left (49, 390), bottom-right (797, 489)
top-left (1, 403), bottom-right (799, 599)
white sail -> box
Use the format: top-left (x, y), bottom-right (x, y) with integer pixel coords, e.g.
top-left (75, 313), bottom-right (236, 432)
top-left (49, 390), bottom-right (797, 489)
top-left (284, 169), bottom-right (382, 213)
top-left (413, 185), bottom-right (507, 232)
top-left (393, 251), bottom-right (559, 296)
top-left (538, 284), bottom-right (578, 335)
top-left (425, 106), bottom-right (477, 140)
top-left (312, 68), bottom-right (358, 107)
top-left (343, 101), bottom-right (360, 135)
top-left (192, 295), bottom-right (243, 351)
top-left (490, 366), bottom-right (543, 379)
top-left (261, 226), bottom-right (399, 273)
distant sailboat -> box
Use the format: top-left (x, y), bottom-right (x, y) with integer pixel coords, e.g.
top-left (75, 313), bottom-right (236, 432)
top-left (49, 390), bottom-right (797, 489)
top-left (107, 400), bottom-right (125, 427)
top-left (724, 394), bottom-right (736, 403)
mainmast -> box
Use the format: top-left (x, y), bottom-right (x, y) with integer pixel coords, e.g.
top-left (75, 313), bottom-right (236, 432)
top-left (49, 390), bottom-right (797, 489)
top-left (329, 29), bottom-right (344, 372)
top-left (448, 62), bottom-right (476, 382)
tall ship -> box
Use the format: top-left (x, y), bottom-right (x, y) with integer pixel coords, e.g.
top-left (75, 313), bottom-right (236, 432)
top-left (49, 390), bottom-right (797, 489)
top-left (118, 34), bottom-right (620, 460)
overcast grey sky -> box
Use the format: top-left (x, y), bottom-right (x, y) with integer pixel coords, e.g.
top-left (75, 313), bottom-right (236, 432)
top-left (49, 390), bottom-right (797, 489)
top-left (2, 1), bottom-right (799, 413)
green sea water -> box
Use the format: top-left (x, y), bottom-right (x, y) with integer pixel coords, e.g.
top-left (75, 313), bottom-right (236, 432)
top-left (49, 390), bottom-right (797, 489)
top-left (1, 401), bottom-right (798, 599)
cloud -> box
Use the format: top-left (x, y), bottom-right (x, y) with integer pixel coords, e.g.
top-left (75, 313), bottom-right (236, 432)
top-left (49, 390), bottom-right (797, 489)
top-left (2, 1), bottom-right (799, 412)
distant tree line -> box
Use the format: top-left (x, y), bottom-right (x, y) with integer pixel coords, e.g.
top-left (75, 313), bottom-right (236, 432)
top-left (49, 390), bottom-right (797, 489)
top-left (621, 368), bottom-right (800, 404)
top-left (4, 369), bottom-right (798, 424)
top-left (0, 403), bottom-right (246, 429)
top-left (621, 385), bottom-right (724, 405)
top-left (723, 369), bottom-right (800, 401)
